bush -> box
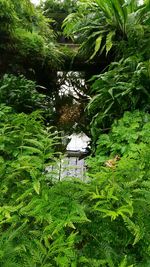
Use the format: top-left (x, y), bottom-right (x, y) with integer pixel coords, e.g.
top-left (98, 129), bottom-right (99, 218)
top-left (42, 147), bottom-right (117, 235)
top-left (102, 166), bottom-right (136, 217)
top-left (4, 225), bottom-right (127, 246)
top-left (14, 29), bottom-right (45, 58)
top-left (1, 108), bottom-right (150, 266)
top-left (0, 74), bottom-right (52, 114)
top-left (85, 111), bottom-right (150, 265)
top-left (0, 0), bottom-right (63, 72)
top-left (0, 104), bottom-right (89, 266)
top-left (88, 57), bottom-right (150, 141)
top-left (94, 110), bottom-right (150, 160)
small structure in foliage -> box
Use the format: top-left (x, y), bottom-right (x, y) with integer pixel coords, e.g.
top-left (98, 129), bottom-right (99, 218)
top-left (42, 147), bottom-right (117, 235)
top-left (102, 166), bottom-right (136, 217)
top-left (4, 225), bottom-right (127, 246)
top-left (60, 133), bottom-right (90, 180)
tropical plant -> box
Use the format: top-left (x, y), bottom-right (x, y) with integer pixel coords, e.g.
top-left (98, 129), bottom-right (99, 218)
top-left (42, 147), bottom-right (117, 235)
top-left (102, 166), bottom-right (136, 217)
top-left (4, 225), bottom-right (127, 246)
top-left (42, 0), bottom-right (77, 39)
top-left (0, 0), bottom-right (53, 38)
top-left (63, 0), bottom-right (150, 60)
top-left (87, 56), bottom-right (150, 141)
top-left (1, 0), bottom-right (150, 266)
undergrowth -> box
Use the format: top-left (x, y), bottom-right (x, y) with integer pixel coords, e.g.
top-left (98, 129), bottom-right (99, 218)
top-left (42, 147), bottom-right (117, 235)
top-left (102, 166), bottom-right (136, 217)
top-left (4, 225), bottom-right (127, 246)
top-left (0, 107), bottom-right (150, 266)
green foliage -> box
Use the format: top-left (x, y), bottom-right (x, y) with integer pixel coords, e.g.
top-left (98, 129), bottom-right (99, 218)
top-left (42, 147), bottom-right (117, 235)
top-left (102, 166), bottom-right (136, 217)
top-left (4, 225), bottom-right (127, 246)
top-left (14, 29), bottom-right (45, 57)
top-left (0, 0), bottom-right (63, 73)
top-left (0, 74), bottom-right (52, 114)
top-left (85, 110), bottom-right (150, 265)
top-left (1, 107), bottom-right (150, 266)
top-left (12, 0), bottom-right (53, 38)
top-left (0, 104), bottom-right (68, 265)
top-left (0, 105), bottom-right (89, 266)
top-left (42, 0), bottom-right (77, 37)
top-left (0, 0), bottom-right (17, 36)
top-left (0, 0), bottom-right (53, 38)
top-left (87, 146), bottom-right (150, 265)
top-left (63, 0), bottom-right (149, 60)
top-left (88, 56), bottom-right (150, 140)
top-left (13, 28), bottom-right (63, 69)
top-left (0, 0), bottom-right (36, 39)
top-left (88, 110), bottom-right (150, 164)
top-left (43, 0), bottom-right (76, 14)
top-left (1, 0), bottom-right (150, 266)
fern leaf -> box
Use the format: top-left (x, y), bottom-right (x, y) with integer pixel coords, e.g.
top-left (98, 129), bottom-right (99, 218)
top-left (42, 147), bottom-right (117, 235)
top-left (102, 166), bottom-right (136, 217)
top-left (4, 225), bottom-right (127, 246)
top-left (20, 146), bottom-right (43, 155)
top-left (33, 180), bottom-right (40, 195)
top-left (24, 138), bottom-right (44, 150)
top-left (123, 216), bottom-right (143, 245)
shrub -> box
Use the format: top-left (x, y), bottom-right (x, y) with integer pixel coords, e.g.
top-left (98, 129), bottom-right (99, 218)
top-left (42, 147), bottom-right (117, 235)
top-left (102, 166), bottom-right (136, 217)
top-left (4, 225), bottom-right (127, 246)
top-left (14, 29), bottom-right (45, 58)
top-left (85, 110), bottom-right (150, 265)
top-left (0, 105), bottom-right (89, 266)
top-left (0, 74), bottom-right (52, 113)
top-left (1, 108), bottom-right (150, 266)
top-left (94, 110), bottom-right (150, 159)
top-left (88, 57), bottom-right (150, 141)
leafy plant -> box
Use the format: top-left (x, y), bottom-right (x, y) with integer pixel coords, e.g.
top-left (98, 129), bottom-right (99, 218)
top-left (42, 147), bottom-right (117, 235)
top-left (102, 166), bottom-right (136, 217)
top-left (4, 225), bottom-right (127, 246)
top-left (85, 110), bottom-right (150, 266)
top-left (0, 0), bottom-right (64, 76)
top-left (42, 0), bottom-right (77, 39)
top-left (86, 144), bottom-right (150, 266)
top-left (87, 56), bottom-right (150, 141)
top-left (0, 0), bottom-right (17, 37)
top-left (87, 110), bottom-right (150, 165)
top-left (1, 106), bottom-right (150, 266)
top-left (0, 74), bottom-right (52, 114)
top-left (0, 105), bottom-right (88, 266)
top-left (63, 0), bottom-right (150, 59)
top-left (1, 0), bottom-right (150, 266)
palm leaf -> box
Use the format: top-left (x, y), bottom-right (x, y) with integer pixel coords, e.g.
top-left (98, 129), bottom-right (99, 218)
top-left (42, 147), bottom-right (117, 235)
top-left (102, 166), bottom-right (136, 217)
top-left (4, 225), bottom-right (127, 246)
top-left (96, 0), bottom-right (113, 19)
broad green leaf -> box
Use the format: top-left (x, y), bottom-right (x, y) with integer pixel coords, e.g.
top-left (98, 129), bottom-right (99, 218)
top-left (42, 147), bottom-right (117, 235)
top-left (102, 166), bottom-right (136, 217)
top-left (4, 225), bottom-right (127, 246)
top-left (90, 35), bottom-right (103, 59)
top-left (106, 31), bottom-right (115, 55)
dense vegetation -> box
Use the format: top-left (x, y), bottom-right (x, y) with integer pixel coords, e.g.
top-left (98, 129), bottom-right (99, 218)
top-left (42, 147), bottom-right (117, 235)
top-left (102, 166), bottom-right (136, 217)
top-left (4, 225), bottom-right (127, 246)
top-left (0, 0), bottom-right (150, 266)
